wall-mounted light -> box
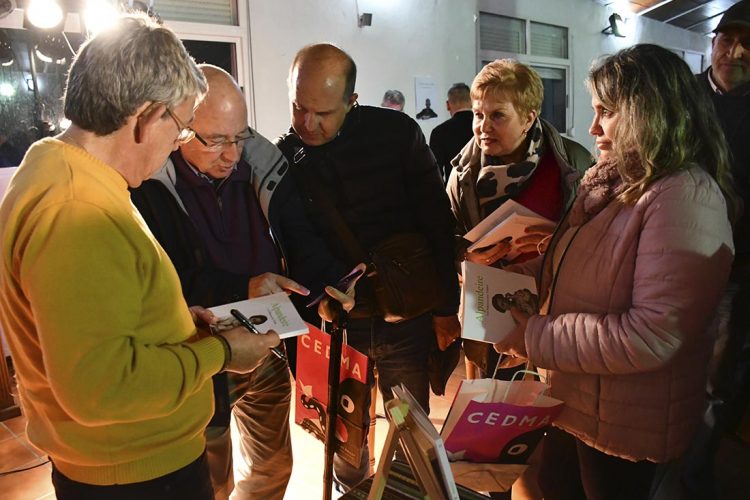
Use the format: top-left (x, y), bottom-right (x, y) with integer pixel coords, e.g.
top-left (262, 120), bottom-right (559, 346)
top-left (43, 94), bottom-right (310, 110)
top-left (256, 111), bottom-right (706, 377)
top-left (602, 13), bottom-right (626, 37)
top-left (358, 12), bottom-right (372, 28)
top-left (25, 0), bottom-right (65, 30)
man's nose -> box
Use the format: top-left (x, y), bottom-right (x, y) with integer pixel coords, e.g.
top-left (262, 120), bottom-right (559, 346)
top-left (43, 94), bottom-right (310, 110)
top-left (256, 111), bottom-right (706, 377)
top-left (304, 112), bottom-right (318, 131)
top-left (729, 40), bottom-right (747, 59)
top-left (221, 142), bottom-right (241, 163)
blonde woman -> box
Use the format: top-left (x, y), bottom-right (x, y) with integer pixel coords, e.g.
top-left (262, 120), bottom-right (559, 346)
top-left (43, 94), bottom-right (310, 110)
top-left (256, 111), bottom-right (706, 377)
top-left (495, 44), bottom-right (738, 499)
top-left (446, 59), bottom-right (592, 380)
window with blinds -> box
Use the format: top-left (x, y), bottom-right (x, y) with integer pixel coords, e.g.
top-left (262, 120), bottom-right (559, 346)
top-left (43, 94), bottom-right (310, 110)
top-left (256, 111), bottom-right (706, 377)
top-left (479, 12), bottom-right (526, 54)
top-left (530, 22), bottom-right (568, 59)
top-left (156, 0), bottom-right (237, 26)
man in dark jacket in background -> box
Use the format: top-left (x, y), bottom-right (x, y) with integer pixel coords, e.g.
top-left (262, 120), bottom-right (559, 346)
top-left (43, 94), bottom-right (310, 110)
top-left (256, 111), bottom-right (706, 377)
top-left (275, 43), bottom-right (461, 490)
top-left (130, 65), bottom-right (305, 500)
top-left (430, 82), bottom-right (474, 184)
top-left (684, 1), bottom-right (750, 497)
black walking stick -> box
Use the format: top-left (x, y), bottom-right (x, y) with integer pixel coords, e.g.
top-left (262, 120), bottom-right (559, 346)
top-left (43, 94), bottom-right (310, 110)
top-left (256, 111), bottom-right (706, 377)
top-left (323, 299), bottom-right (347, 500)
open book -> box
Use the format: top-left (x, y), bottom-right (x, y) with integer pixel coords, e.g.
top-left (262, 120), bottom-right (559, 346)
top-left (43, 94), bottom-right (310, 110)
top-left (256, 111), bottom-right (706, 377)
top-left (464, 200), bottom-right (553, 260)
top-left (208, 292), bottom-right (308, 339)
top-left (461, 261), bottom-right (537, 344)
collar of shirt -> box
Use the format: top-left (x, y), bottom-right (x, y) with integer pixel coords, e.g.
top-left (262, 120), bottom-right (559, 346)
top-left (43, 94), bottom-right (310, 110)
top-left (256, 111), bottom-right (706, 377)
top-left (708, 69), bottom-right (723, 95)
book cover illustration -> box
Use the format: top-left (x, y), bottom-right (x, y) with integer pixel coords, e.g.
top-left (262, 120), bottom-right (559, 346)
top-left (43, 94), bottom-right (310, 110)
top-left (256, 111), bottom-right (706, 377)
top-left (295, 324), bottom-right (369, 468)
top-left (463, 200), bottom-right (554, 260)
top-left (208, 292), bottom-right (308, 339)
top-left (461, 261), bottom-right (538, 344)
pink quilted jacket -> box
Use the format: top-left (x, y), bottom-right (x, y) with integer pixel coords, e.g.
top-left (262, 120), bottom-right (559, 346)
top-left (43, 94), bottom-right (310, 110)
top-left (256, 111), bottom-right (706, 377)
top-left (525, 166), bottom-right (734, 463)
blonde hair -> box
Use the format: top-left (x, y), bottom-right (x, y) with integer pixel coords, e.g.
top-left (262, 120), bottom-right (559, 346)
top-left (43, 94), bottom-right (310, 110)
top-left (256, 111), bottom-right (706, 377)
top-left (470, 59), bottom-right (543, 117)
top-left (587, 44), bottom-right (739, 222)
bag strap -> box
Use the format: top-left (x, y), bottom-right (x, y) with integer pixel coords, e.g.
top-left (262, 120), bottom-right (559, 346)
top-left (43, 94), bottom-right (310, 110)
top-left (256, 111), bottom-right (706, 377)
top-left (278, 135), bottom-right (369, 266)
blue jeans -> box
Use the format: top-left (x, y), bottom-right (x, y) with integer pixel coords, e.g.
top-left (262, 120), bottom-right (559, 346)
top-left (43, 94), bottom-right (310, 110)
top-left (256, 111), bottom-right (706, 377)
top-left (332, 313), bottom-right (433, 490)
top-left (51, 451), bottom-right (213, 500)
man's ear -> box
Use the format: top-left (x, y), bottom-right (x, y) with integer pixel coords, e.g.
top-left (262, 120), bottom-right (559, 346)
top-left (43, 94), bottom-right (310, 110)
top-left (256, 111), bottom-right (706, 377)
top-left (134, 102), bottom-right (166, 144)
top-left (347, 93), bottom-right (358, 109)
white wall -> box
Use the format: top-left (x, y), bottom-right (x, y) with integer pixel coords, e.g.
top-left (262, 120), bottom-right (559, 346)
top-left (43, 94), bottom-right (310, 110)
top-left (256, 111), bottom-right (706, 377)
top-left (245, 0), bottom-right (712, 148)
top-left (246, 0), bottom-right (478, 139)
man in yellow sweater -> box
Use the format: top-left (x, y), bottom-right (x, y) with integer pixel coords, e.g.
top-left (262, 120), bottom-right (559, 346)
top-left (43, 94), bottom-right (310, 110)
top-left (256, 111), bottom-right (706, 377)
top-left (0, 14), bottom-right (280, 499)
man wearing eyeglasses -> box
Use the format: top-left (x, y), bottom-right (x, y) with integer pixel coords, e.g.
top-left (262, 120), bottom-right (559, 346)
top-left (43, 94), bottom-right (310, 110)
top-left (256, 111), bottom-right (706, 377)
top-left (0, 15), bottom-right (282, 500)
top-left (130, 65), bottom-right (304, 500)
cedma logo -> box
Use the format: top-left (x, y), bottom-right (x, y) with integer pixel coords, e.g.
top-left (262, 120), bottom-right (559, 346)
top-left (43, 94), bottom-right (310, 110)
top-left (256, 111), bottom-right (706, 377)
top-left (466, 412), bottom-right (552, 427)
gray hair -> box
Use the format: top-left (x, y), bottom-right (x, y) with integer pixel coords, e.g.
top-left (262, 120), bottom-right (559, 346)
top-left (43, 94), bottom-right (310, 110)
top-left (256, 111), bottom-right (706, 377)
top-left (63, 13), bottom-right (207, 135)
top-left (381, 89), bottom-right (405, 108)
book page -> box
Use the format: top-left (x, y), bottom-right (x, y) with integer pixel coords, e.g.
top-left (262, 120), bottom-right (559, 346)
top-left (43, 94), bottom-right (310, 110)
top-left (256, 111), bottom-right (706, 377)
top-left (208, 292), bottom-right (308, 339)
top-left (467, 213), bottom-right (553, 259)
top-left (464, 200), bottom-right (545, 243)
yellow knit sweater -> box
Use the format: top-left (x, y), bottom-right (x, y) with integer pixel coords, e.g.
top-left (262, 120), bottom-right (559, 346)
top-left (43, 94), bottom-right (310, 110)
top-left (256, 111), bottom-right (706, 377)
top-left (0, 139), bottom-right (225, 485)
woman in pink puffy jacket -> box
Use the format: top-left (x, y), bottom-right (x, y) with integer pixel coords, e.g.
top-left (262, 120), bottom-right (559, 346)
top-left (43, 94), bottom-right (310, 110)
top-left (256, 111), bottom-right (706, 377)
top-left (495, 44), bottom-right (739, 500)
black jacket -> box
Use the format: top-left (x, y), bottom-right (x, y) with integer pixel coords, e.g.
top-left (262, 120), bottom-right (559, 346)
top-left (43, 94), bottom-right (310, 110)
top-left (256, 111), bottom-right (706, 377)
top-left (429, 109), bottom-right (473, 184)
top-left (699, 69), bottom-right (750, 264)
top-left (275, 104), bottom-right (460, 316)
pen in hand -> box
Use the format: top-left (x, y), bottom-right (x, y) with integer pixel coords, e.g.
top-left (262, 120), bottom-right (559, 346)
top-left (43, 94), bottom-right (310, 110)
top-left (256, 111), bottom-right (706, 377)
top-left (230, 309), bottom-right (287, 361)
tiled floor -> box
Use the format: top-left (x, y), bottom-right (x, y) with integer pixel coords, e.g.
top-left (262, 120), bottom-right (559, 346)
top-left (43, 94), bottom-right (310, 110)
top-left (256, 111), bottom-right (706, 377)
top-left (0, 358), bottom-right (466, 500)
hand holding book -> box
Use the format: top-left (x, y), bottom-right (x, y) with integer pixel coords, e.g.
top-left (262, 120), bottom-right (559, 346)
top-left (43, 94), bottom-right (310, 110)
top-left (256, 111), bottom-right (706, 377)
top-left (464, 237), bottom-right (512, 266)
top-left (492, 307), bottom-right (529, 359)
top-left (463, 200), bottom-right (555, 262)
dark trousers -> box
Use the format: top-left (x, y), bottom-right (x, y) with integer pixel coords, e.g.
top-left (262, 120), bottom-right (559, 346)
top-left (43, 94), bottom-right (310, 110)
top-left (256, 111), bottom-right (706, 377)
top-left (681, 277), bottom-right (750, 499)
top-left (538, 427), bottom-right (657, 500)
top-left (51, 451), bottom-right (214, 500)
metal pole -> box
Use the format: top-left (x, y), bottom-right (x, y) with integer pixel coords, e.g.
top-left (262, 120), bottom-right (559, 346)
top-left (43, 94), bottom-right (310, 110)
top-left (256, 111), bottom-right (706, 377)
top-left (323, 301), bottom-right (346, 500)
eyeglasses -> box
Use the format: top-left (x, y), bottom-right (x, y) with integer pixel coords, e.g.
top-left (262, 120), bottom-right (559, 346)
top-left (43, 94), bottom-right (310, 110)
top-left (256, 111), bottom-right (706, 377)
top-left (193, 127), bottom-right (255, 152)
top-left (165, 107), bottom-right (196, 145)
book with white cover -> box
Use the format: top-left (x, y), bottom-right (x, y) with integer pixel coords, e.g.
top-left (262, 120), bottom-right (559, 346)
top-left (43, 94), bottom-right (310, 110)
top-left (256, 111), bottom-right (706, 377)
top-left (461, 261), bottom-right (538, 344)
top-left (464, 200), bottom-right (553, 260)
top-left (208, 292), bottom-right (308, 339)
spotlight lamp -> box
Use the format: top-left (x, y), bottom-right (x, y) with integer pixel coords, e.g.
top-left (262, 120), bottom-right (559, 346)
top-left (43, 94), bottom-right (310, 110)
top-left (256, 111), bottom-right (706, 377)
top-left (25, 0), bottom-right (65, 30)
top-left (35, 33), bottom-right (68, 64)
top-left (602, 13), bottom-right (626, 37)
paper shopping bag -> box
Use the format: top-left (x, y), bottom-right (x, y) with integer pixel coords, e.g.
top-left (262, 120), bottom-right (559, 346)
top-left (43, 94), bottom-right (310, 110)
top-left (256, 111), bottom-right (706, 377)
top-left (441, 377), bottom-right (563, 464)
top-left (295, 323), bottom-right (369, 467)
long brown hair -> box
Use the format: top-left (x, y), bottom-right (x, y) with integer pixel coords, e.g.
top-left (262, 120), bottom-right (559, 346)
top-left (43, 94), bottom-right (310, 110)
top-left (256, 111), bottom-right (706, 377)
top-left (587, 44), bottom-right (740, 223)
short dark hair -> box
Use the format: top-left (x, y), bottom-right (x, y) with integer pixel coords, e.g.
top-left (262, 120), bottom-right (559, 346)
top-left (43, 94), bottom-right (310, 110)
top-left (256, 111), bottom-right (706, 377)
top-left (289, 43), bottom-right (357, 102)
top-left (447, 83), bottom-right (470, 105)
top-left (343, 54), bottom-right (357, 99)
